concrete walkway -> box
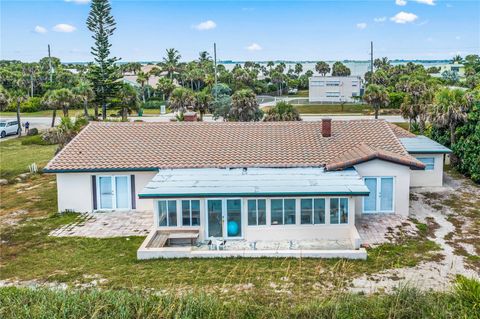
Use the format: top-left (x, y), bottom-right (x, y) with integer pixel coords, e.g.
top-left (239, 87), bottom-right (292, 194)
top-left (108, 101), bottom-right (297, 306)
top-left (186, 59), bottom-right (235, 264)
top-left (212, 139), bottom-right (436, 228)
top-left (50, 210), bottom-right (152, 238)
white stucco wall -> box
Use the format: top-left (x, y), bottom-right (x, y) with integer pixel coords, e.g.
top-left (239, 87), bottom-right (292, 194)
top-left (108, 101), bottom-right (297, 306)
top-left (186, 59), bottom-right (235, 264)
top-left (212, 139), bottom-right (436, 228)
top-left (410, 154), bottom-right (444, 187)
top-left (56, 171), bottom-right (157, 213)
top-left (353, 159), bottom-right (411, 217)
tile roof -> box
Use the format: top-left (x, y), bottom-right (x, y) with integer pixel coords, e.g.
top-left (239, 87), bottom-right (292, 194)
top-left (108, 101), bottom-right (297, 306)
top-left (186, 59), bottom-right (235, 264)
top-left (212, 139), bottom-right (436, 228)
top-left (325, 143), bottom-right (425, 171)
top-left (44, 120), bottom-right (423, 172)
top-left (388, 123), bottom-right (416, 138)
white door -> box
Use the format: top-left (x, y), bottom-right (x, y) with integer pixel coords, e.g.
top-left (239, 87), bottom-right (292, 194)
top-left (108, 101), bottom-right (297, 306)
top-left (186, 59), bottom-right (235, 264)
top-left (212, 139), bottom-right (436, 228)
top-left (363, 177), bottom-right (394, 213)
top-left (98, 176), bottom-right (130, 210)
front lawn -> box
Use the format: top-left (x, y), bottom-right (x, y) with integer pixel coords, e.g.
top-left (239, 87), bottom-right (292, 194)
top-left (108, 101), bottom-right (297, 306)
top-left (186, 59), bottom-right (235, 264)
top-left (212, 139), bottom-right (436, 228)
top-left (0, 136), bottom-right (57, 181)
top-left (293, 104), bottom-right (400, 115)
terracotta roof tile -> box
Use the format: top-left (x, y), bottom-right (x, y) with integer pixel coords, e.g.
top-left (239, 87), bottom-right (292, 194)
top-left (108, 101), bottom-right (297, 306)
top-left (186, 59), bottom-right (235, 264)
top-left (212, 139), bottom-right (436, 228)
top-left (388, 123), bottom-right (416, 138)
top-left (45, 120), bottom-right (418, 171)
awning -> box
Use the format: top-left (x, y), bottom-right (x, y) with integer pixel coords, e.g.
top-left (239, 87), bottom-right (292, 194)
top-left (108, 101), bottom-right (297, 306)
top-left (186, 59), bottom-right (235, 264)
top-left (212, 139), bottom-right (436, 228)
top-left (400, 136), bottom-right (452, 154)
top-left (139, 167), bottom-right (369, 198)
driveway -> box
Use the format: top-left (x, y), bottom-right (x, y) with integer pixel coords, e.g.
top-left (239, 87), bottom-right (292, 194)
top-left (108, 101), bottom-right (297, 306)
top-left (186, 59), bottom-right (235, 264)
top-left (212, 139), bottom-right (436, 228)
top-left (0, 116), bottom-right (59, 142)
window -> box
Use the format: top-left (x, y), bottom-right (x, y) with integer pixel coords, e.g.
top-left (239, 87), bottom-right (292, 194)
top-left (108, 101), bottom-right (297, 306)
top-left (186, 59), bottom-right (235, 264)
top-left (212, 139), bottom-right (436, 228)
top-left (352, 81), bottom-right (358, 87)
top-left (326, 81), bottom-right (340, 86)
top-left (330, 198), bottom-right (348, 224)
top-left (97, 175), bottom-right (130, 210)
top-left (326, 92), bottom-right (340, 97)
top-left (418, 157), bottom-right (435, 170)
top-left (301, 198), bottom-right (325, 224)
top-left (311, 81), bottom-right (325, 87)
top-left (181, 200), bottom-right (200, 226)
top-left (158, 200), bottom-right (177, 226)
top-left (271, 199), bottom-right (296, 225)
top-left (363, 177), bottom-right (394, 213)
top-left (247, 199), bottom-right (266, 226)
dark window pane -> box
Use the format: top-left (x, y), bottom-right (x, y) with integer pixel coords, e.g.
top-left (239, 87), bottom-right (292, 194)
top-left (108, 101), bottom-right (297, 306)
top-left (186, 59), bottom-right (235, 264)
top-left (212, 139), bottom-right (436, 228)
top-left (314, 199), bottom-right (325, 224)
top-left (168, 200), bottom-right (177, 226)
top-left (257, 199), bottom-right (266, 225)
top-left (158, 201), bottom-right (167, 226)
top-left (182, 200), bottom-right (190, 226)
top-left (191, 200), bottom-right (200, 226)
top-left (340, 198), bottom-right (349, 224)
top-left (284, 199), bottom-right (296, 225)
top-left (330, 198), bottom-right (339, 224)
top-left (271, 199), bottom-right (283, 225)
top-left (248, 200), bottom-right (257, 225)
top-left (301, 199), bottom-right (312, 224)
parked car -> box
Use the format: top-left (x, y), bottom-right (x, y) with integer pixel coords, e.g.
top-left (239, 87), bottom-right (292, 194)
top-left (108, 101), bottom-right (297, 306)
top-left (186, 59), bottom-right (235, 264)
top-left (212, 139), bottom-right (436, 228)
top-left (288, 88), bottom-right (298, 95)
top-left (0, 120), bottom-right (19, 138)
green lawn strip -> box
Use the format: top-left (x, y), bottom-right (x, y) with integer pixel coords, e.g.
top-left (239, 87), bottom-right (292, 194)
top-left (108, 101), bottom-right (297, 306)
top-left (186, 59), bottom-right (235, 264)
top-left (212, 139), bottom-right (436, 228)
top-left (0, 278), bottom-right (478, 319)
top-left (292, 104), bottom-right (402, 115)
top-left (0, 137), bottom-right (57, 181)
top-left (392, 122), bottom-right (410, 130)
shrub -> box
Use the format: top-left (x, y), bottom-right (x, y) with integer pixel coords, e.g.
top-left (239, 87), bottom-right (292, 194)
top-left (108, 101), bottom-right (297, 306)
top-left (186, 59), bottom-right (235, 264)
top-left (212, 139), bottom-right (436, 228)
top-left (387, 92), bottom-right (405, 109)
top-left (264, 101), bottom-right (301, 122)
top-left (142, 100), bottom-right (164, 109)
top-left (20, 135), bottom-right (52, 146)
top-left (26, 128), bottom-right (38, 136)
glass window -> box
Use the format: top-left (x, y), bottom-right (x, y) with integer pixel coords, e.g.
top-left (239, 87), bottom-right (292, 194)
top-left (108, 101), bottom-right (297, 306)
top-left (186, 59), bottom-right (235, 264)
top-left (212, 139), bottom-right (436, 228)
top-left (326, 92), bottom-right (340, 97)
top-left (380, 178), bottom-right (394, 211)
top-left (340, 198), bottom-right (349, 224)
top-left (284, 199), bottom-right (296, 225)
top-left (301, 199), bottom-right (313, 224)
top-left (330, 198), bottom-right (339, 224)
top-left (313, 199), bottom-right (326, 224)
top-left (158, 200), bottom-right (177, 226)
top-left (248, 199), bottom-right (266, 226)
top-left (364, 178), bottom-right (377, 212)
top-left (115, 176), bottom-right (129, 209)
top-left (181, 200), bottom-right (200, 226)
top-left (271, 199), bottom-right (283, 225)
top-left (418, 157), bottom-right (435, 170)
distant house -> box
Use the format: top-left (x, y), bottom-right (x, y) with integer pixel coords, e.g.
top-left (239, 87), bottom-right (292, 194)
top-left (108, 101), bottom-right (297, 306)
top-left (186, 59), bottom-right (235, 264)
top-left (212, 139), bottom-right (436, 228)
top-left (433, 62), bottom-right (466, 78)
top-left (309, 76), bottom-right (362, 103)
top-left (44, 119), bottom-right (451, 259)
top-left (121, 64), bottom-right (166, 89)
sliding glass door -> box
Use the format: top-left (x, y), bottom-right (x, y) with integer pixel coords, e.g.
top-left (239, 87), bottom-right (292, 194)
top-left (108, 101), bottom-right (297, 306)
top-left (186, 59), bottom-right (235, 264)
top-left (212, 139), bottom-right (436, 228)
top-left (97, 176), bottom-right (130, 210)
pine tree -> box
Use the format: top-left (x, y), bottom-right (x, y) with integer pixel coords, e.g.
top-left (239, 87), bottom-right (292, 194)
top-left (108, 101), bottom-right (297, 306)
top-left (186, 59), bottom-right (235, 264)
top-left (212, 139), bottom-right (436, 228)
top-left (87, 0), bottom-right (120, 120)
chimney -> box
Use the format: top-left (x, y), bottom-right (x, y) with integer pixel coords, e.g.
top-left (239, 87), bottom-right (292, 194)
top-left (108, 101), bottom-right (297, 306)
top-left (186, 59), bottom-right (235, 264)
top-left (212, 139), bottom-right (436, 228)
top-left (322, 118), bottom-right (332, 137)
top-left (184, 111), bottom-right (198, 122)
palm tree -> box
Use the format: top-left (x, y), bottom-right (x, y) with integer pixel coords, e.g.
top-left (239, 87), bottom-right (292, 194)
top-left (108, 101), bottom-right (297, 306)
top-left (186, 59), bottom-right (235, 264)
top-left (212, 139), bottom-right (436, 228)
top-left (73, 80), bottom-right (94, 117)
top-left (315, 61), bottom-right (330, 76)
top-left (430, 88), bottom-right (470, 149)
top-left (0, 86), bottom-right (9, 112)
top-left (451, 55), bottom-right (463, 64)
top-left (194, 90), bottom-right (212, 120)
top-left (136, 71), bottom-right (147, 103)
top-left (198, 51), bottom-right (212, 64)
top-left (9, 89), bottom-right (28, 136)
top-left (294, 63), bottom-right (303, 76)
top-left (230, 89), bottom-right (262, 122)
top-left (118, 84), bottom-right (139, 121)
top-left (157, 77), bottom-right (175, 101)
top-left (363, 84), bottom-right (389, 119)
top-left (168, 87), bottom-right (195, 113)
top-left (264, 101), bottom-right (301, 122)
top-left (43, 88), bottom-right (74, 127)
top-left (161, 48), bottom-right (181, 79)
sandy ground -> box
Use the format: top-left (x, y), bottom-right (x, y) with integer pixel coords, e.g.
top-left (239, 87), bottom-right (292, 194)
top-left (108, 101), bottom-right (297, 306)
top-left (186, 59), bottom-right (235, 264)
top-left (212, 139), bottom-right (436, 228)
top-left (350, 172), bottom-right (480, 293)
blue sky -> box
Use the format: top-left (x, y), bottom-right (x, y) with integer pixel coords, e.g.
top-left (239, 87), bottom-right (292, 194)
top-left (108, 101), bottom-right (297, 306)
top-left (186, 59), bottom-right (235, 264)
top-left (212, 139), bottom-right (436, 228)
top-left (1, 0), bottom-right (479, 62)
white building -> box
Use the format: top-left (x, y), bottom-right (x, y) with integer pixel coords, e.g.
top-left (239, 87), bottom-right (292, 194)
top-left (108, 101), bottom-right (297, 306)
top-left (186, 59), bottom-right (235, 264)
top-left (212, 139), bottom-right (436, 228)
top-left (45, 120), bottom-right (451, 260)
top-left (309, 76), bottom-right (362, 103)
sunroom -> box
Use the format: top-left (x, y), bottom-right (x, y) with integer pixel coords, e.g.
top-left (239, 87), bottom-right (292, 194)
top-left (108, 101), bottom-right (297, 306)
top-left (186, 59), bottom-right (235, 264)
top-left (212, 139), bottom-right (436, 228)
top-left (136, 167), bottom-right (369, 259)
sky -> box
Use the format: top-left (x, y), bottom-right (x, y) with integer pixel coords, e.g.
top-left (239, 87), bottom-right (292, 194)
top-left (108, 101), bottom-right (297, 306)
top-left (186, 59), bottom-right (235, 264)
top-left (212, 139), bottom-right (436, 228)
top-left (1, 0), bottom-right (479, 62)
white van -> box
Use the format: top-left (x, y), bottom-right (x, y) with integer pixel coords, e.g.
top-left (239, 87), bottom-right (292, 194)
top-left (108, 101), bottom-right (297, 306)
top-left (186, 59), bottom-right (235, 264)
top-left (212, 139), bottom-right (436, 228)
top-left (0, 120), bottom-right (20, 138)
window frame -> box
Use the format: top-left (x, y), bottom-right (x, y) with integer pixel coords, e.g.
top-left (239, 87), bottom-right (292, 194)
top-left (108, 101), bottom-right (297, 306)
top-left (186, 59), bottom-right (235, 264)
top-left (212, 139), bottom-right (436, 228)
top-left (270, 198), bottom-right (296, 226)
top-left (362, 176), bottom-right (395, 214)
top-left (95, 175), bottom-right (131, 211)
top-left (157, 199), bottom-right (178, 227)
top-left (247, 198), bottom-right (267, 226)
top-left (329, 197), bottom-right (349, 224)
top-left (181, 199), bottom-right (201, 227)
top-left (300, 198), bottom-right (326, 225)
top-left (417, 157), bottom-right (435, 170)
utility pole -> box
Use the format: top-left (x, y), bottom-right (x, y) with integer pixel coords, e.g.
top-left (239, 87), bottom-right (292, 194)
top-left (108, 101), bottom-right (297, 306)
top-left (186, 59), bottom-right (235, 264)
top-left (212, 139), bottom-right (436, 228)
top-left (214, 42), bottom-right (218, 98)
top-left (48, 44), bottom-right (53, 83)
top-left (370, 41), bottom-right (374, 76)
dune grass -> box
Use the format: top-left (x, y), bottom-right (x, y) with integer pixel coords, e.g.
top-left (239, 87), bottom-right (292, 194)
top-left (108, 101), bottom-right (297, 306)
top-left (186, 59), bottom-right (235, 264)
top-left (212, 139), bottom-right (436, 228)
top-left (1, 277), bottom-right (479, 319)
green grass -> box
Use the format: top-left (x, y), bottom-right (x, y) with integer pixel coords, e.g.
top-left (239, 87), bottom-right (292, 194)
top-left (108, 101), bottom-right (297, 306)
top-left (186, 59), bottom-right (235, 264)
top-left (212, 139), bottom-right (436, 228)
top-left (393, 122), bottom-right (410, 130)
top-left (0, 108), bottom-right (162, 118)
top-left (1, 278), bottom-right (479, 319)
top-left (0, 136), bottom-right (57, 181)
top-left (294, 104), bottom-right (369, 114)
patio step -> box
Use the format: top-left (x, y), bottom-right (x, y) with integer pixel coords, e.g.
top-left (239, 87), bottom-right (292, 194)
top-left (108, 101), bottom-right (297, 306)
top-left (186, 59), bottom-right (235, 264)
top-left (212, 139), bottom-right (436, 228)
top-left (146, 231), bottom-right (168, 248)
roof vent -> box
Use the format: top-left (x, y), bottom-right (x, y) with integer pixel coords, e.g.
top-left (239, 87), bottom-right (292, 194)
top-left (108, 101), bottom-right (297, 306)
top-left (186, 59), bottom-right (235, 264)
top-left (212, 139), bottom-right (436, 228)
top-left (322, 118), bottom-right (332, 137)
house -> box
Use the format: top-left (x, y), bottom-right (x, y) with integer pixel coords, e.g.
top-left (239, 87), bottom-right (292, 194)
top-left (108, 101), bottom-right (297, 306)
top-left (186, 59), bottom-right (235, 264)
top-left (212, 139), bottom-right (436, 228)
top-left (309, 76), bottom-right (362, 103)
top-left (44, 119), bottom-right (451, 259)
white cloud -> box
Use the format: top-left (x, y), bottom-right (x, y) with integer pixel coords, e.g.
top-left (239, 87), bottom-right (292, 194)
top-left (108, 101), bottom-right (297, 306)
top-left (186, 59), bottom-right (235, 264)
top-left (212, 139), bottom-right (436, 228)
top-left (374, 17), bottom-right (387, 22)
top-left (52, 23), bottom-right (77, 32)
top-left (34, 25), bottom-right (47, 34)
top-left (390, 11), bottom-right (418, 24)
top-left (64, 0), bottom-right (91, 4)
top-left (246, 43), bottom-right (262, 51)
top-left (356, 22), bottom-right (367, 29)
top-left (193, 20), bottom-right (217, 31)
top-left (414, 0), bottom-right (436, 5)
top-left (396, 0), bottom-right (407, 6)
